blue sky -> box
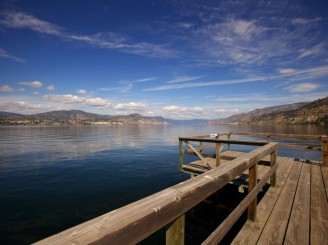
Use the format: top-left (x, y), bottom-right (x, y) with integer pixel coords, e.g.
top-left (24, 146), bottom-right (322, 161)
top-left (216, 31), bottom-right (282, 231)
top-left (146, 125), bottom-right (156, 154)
top-left (0, 0), bottom-right (327, 119)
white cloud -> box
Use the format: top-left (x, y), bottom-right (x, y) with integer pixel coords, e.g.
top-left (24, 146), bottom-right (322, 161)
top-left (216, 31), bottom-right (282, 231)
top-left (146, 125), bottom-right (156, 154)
top-left (0, 85), bottom-right (15, 92)
top-left (215, 108), bottom-right (239, 114)
top-left (285, 83), bottom-right (320, 93)
top-left (33, 92), bottom-right (39, 95)
top-left (166, 75), bottom-right (205, 84)
top-left (299, 43), bottom-right (325, 59)
top-left (47, 85), bottom-right (55, 91)
top-left (278, 68), bottom-right (297, 74)
top-left (20, 81), bottom-right (43, 88)
top-left (0, 11), bottom-right (174, 58)
top-left (0, 48), bottom-right (25, 63)
top-left (144, 65), bottom-right (328, 91)
top-left (44, 94), bottom-right (111, 107)
top-left (0, 11), bottom-right (62, 35)
top-left (0, 101), bottom-right (50, 114)
top-left (160, 105), bottom-right (203, 119)
top-left (135, 77), bottom-right (159, 83)
top-left (113, 102), bottom-right (147, 110)
top-left (76, 89), bottom-right (87, 94)
top-left (97, 83), bottom-right (133, 93)
top-left (292, 17), bottom-right (322, 25)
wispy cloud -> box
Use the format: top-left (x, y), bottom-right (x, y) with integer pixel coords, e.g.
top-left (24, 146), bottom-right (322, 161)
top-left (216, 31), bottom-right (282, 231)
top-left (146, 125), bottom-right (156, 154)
top-left (278, 68), bottom-right (297, 74)
top-left (0, 11), bottom-right (175, 58)
top-left (298, 43), bottom-right (325, 59)
top-left (285, 83), bottom-right (320, 93)
top-left (44, 94), bottom-right (111, 108)
top-left (0, 85), bottom-right (15, 92)
top-left (166, 75), bottom-right (205, 84)
top-left (0, 48), bottom-right (25, 63)
top-left (135, 77), bottom-right (159, 83)
top-left (292, 17), bottom-right (323, 25)
top-left (0, 11), bottom-right (62, 35)
top-left (97, 83), bottom-right (133, 93)
top-left (170, 1), bottom-right (327, 67)
top-left (144, 65), bottom-right (328, 91)
top-left (19, 81), bottom-right (43, 88)
top-left (76, 89), bottom-right (87, 94)
top-left (47, 85), bottom-right (55, 91)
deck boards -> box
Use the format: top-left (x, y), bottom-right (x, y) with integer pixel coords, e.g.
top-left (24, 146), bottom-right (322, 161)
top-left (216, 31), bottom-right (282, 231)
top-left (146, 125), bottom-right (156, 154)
top-left (182, 150), bottom-right (327, 245)
top-left (284, 163), bottom-right (311, 245)
top-left (310, 164), bottom-right (328, 244)
top-left (231, 156), bottom-right (328, 245)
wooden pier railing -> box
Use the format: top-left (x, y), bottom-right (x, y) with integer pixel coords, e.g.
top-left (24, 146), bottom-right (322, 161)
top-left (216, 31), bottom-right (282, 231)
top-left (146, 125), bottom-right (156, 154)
top-left (34, 141), bottom-right (278, 245)
top-left (183, 132), bottom-right (327, 165)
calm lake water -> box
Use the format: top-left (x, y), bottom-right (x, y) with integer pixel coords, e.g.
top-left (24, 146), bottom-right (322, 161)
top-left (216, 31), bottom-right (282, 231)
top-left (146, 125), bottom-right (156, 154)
top-left (0, 124), bottom-right (327, 244)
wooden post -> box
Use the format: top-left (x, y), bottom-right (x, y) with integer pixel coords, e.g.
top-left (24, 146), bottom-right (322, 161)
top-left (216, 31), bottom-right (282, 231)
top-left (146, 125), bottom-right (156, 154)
top-left (270, 150), bottom-right (277, 187)
top-left (227, 133), bottom-right (231, 151)
top-left (179, 140), bottom-right (183, 171)
top-left (248, 163), bottom-right (257, 221)
top-left (166, 215), bottom-right (185, 245)
top-left (267, 135), bottom-right (271, 142)
top-left (216, 143), bottom-right (221, 167)
top-left (322, 136), bottom-right (328, 165)
top-left (199, 141), bottom-right (204, 152)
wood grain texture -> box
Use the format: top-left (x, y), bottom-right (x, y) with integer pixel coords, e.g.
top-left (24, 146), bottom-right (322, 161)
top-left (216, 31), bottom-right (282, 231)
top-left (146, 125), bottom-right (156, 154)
top-left (231, 157), bottom-right (293, 245)
top-left (166, 215), bottom-right (185, 245)
top-left (284, 163), bottom-right (311, 245)
top-left (310, 164), bottom-right (328, 245)
top-left (257, 162), bottom-right (302, 245)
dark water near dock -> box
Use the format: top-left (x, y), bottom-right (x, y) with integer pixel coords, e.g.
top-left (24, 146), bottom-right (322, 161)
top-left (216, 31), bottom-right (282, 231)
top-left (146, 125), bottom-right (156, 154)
top-left (0, 124), bottom-right (326, 244)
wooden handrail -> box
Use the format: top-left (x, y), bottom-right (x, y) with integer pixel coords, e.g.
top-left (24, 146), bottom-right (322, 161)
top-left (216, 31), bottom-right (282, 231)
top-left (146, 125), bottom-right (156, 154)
top-left (179, 137), bottom-right (268, 146)
top-left (34, 142), bottom-right (278, 245)
top-left (228, 131), bottom-right (323, 140)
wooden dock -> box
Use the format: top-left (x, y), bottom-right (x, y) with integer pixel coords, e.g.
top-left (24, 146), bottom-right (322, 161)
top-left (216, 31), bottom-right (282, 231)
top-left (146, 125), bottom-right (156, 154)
top-left (232, 156), bottom-right (328, 244)
top-left (33, 132), bottom-right (328, 245)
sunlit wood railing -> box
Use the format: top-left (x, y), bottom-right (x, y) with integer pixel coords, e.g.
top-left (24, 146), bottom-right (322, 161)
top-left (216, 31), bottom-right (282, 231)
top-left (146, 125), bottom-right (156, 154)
top-left (34, 141), bottom-right (278, 245)
top-left (181, 132), bottom-right (327, 165)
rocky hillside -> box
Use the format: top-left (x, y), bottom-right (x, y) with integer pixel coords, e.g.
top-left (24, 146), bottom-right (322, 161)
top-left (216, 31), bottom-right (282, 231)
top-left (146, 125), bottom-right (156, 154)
top-left (213, 102), bottom-right (309, 124)
top-left (251, 96), bottom-right (328, 125)
top-left (212, 97), bottom-right (328, 125)
top-left (0, 110), bottom-right (169, 125)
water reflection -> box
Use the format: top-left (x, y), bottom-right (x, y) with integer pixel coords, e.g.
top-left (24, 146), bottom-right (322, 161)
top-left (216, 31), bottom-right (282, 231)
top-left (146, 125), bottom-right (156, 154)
top-left (0, 124), bottom-right (326, 162)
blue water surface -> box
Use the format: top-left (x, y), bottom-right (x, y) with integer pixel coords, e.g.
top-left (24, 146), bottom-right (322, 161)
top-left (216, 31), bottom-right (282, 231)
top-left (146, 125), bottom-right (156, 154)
top-left (0, 124), bottom-right (326, 244)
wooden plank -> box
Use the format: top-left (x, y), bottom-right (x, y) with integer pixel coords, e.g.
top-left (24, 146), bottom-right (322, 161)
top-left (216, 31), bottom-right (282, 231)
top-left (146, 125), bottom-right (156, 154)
top-left (179, 137), bottom-right (268, 146)
top-left (166, 215), bottom-right (185, 245)
top-left (184, 141), bottom-right (212, 168)
top-left (284, 163), bottom-right (311, 245)
top-left (310, 164), bottom-right (328, 244)
top-left (256, 161), bottom-right (302, 245)
top-left (34, 142), bottom-right (278, 245)
top-left (229, 132), bottom-right (322, 140)
top-left (321, 165), bottom-right (328, 198)
top-left (278, 143), bottom-right (321, 151)
top-left (231, 157), bottom-right (293, 245)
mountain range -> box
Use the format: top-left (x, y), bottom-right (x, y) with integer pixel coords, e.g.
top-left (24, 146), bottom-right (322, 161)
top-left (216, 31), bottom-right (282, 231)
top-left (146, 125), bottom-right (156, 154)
top-left (0, 110), bottom-right (169, 126)
top-left (0, 96), bottom-right (327, 126)
top-left (211, 96), bottom-right (328, 125)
